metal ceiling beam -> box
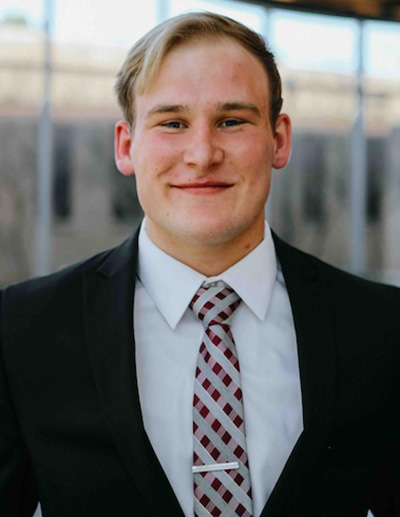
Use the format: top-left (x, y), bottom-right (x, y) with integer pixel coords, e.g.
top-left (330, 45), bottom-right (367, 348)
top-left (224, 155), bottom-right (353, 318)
top-left (238, 0), bottom-right (400, 22)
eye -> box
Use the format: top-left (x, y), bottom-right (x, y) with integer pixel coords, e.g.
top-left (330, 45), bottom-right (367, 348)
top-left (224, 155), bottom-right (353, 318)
top-left (161, 121), bottom-right (186, 129)
top-left (220, 119), bottom-right (244, 128)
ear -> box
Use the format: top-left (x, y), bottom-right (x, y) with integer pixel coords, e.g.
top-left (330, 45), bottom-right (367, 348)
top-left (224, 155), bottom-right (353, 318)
top-left (272, 113), bottom-right (292, 170)
top-left (115, 120), bottom-right (135, 176)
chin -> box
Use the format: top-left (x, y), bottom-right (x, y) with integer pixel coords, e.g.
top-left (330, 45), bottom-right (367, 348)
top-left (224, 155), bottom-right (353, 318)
top-left (172, 219), bottom-right (250, 247)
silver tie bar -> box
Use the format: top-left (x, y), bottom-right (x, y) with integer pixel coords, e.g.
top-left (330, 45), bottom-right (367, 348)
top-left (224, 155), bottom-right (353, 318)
top-left (192, 461), bottom-right (239, 474)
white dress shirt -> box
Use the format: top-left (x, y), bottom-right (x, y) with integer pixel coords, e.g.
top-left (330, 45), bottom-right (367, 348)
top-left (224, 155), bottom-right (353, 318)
top-left (134, 220), bottom-right (303, 517)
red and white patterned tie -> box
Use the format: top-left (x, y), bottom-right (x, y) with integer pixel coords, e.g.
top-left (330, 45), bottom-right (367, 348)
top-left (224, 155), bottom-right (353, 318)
top-left (190, 283), bottom-right (253, 517)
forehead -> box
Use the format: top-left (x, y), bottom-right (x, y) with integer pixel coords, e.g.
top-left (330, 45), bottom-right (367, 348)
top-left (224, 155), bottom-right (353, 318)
top-left (139, 37), bottom-right (270, 107)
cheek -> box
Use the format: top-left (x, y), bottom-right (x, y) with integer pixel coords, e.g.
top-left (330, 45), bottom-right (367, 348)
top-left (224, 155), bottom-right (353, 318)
top-left (232, 130), bottom-right (273, 158)
top-left (132, 132), bottom-right (179, 166)
top-left (149, 133), bottom-right (182, 160)
top-left (231, 140), bottom-right (272, 178)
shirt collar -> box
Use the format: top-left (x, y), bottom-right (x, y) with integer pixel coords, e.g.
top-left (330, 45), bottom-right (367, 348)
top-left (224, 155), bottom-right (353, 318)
top-left (137, 219), bottom-right (277, 329)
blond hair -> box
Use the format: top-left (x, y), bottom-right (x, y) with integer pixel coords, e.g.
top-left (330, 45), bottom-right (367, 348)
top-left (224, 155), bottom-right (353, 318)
top-left (115, 12), bottom-right (283, 127)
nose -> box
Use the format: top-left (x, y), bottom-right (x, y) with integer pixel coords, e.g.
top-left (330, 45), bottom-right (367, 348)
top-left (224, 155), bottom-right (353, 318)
top-left (183, 125), bottom-right (224, 171)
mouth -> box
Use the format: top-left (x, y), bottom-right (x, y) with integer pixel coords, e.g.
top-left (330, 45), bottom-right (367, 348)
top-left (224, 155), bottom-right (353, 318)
top-left (172, 182), bottom-right (233, 195)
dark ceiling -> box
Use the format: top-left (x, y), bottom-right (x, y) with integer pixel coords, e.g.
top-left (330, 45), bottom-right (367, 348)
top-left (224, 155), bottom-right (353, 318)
top-left (252, 0), bottom-right (400, 22)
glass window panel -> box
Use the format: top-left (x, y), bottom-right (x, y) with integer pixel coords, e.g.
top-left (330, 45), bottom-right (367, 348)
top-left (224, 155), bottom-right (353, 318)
top-left (269, 9), bottom-right (358, 74)
top-left (364, 20), bottom-right (400, 79)
top-left (168, 0), bottom-right (266, 32)
top-left (0, 0), bottom-right (43, 28)
top-left (53, 0), bottom-right (157, 48)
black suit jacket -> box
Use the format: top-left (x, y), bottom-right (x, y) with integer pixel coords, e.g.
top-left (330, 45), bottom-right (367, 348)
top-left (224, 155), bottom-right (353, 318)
top-left (1, 230), bottom-right (400, 516)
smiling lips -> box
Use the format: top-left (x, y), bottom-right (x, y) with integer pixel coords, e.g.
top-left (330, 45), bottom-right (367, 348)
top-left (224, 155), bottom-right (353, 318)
top-left (172, 182), bottom-right (233, 195)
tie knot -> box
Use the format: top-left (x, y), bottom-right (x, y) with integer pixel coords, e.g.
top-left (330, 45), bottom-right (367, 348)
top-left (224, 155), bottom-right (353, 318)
top-left (190, 283), bottom-right (241, 328)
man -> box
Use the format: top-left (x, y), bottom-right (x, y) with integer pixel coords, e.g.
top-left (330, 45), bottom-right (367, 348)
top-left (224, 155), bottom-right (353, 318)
top-left (1, 11), bottom-right (399, 517)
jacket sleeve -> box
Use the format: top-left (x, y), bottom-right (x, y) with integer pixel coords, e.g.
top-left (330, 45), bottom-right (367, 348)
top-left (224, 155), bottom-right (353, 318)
top-left (0, 289), bottom-right (39, 517)
top-left (369, 415), bottom-right (400, 516)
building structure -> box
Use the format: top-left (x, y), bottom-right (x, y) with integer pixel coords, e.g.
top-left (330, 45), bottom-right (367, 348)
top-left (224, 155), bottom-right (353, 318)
top-left (0, 20), bottom-right (399, 286)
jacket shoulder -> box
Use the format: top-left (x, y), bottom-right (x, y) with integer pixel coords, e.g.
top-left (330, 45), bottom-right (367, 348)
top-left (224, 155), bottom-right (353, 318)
top-left (273, 232), bottom-right (400, 342)
top-left (2, 247), bottom-right (113, 303)
top-left (274, 232), bottom-right (400, 301)
top-left (0, 242), bottom-right (126, 344)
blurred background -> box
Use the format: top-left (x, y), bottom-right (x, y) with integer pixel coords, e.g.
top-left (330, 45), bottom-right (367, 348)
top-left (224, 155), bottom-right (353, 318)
top-left (1, 0), bottom-right (400, 290)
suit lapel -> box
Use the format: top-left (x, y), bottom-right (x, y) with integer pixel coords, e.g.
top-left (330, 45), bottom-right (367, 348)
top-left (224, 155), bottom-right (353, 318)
top-left (83, 230), bottom-right (184, 516)
top-left (260, 234), bottom-right (337, 516)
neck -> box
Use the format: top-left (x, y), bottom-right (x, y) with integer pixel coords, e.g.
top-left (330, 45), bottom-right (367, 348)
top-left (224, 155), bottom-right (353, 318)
top-left (145, 220), bottom-right (265, 277)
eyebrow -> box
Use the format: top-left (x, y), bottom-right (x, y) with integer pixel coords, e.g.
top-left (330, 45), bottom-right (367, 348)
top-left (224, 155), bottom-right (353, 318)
top-left (146, 101), bottom-right (261, 119)
top-left (216, 102), bottom-right (261, 117)
top-left (146, 104), bottom-right (191, 118)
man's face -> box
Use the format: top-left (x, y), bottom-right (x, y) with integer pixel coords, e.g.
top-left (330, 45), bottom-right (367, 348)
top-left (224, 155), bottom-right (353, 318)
top-left (116, 37), bottom-right (291, 255)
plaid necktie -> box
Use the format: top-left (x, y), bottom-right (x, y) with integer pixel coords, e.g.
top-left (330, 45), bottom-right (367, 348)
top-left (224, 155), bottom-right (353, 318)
top-left (190, 282), bottom-right (253, 517)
